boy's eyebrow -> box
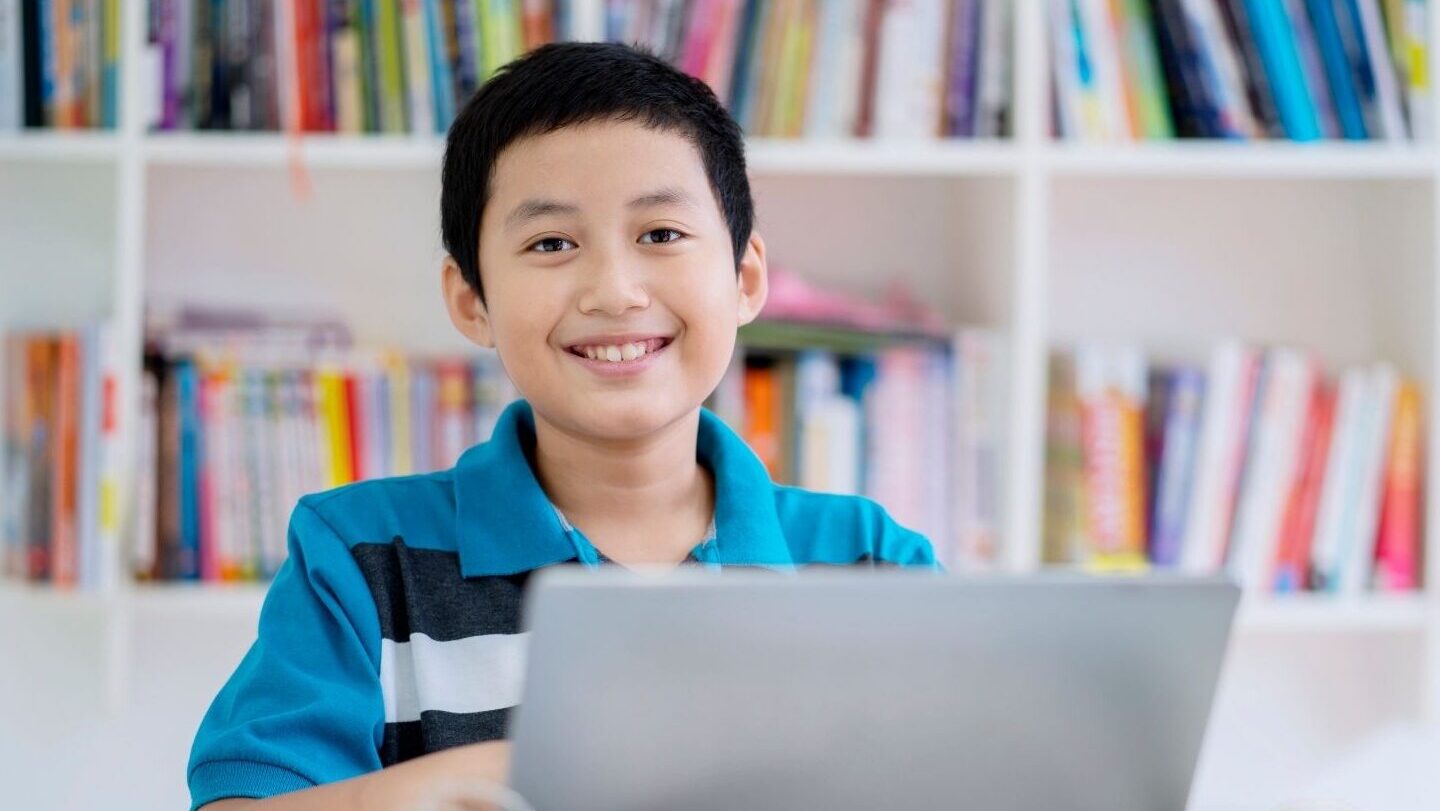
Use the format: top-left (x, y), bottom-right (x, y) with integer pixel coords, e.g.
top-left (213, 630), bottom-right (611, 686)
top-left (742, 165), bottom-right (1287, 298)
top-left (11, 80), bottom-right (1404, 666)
top-left (504, 187), bottom-right (699, 231)
top-left (505, 199), bottom-right (581, 231)
top-left (626, 186), bottom-right (700, 211)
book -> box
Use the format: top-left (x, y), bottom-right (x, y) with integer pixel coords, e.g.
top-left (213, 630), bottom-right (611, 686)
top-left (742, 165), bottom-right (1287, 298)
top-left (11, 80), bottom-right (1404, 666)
top-left (1271, 380), bottom-right (1335, 591)
top-left (1373, 379), bottom-right (1421, 590)
top-left (1148, 365), bottom-right (1203, 567)
top-left (1225, 348), bottom-right (1317, 591)
top-left (1179, 343), bottom-right (1260, 573)
top-left (1074, 344), bottom-right (1148, 571)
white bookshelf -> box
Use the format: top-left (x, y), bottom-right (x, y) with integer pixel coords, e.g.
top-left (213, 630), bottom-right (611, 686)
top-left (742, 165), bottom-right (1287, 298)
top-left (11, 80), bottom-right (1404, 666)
top-left (4, 2), bottom-right (1440, 809)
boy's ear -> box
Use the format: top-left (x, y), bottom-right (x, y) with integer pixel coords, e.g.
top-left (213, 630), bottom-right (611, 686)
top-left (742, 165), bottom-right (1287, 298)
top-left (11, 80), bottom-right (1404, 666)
top-left (736, 231), bottom-right (769, 327)
top-left (442, 257), bottom-right (495, 348)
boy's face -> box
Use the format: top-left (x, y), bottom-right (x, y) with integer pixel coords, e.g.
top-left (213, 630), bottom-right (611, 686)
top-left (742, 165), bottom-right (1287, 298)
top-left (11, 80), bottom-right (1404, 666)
top-left (444, 119), bottom-right (767, 442)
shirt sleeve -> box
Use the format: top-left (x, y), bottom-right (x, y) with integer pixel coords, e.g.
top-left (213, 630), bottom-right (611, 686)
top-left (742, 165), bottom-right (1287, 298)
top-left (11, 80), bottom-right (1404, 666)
top-left (187, 499), bottom-right (386, 810)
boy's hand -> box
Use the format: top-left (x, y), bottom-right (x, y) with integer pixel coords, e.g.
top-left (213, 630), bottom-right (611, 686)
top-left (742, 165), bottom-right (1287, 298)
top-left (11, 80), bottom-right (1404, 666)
top-left (199, 741), bottom-right (516, 811)
top-left (405, 741), bottom-right (516, 811)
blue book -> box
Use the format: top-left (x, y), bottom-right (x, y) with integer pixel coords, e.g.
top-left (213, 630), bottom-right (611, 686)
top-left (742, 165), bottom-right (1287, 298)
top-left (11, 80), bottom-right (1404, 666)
top-left (1305, 0), bottom-right (1367, 138)
top-left (1243, 0), bottom-right (1322, 140)
top-left (729, 0), bottom-right (767, 131)
top-left (1150, 367), bottom-right (1205, 567)
top-left (176, 359), bottom-right (202, 580)
top-left (422, 0), bottom-right (454, 132)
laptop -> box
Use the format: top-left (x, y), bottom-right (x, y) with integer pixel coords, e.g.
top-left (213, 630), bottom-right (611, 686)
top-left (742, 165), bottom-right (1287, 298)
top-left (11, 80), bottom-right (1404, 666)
top-left (508, 568), bottom-right (1240, 811)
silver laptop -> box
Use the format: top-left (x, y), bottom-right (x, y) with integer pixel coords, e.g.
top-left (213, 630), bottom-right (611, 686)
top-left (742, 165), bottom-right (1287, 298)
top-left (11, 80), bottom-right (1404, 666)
top-left (508, 569), bottom-right (1239, 811)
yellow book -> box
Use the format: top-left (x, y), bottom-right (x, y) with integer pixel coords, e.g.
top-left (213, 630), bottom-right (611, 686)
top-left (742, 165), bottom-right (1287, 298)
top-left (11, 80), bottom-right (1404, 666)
top-left (316, 368), bottom-right (354, 487)
top-left (385, 352), bottom-right (414, 476)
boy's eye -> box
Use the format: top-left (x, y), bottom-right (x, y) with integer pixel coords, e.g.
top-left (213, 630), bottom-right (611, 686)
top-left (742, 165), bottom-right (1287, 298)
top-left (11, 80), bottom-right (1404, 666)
top-left (528, 237), bottom-right (575, 253)
top-left (639, 228), bottom-right (684, 245)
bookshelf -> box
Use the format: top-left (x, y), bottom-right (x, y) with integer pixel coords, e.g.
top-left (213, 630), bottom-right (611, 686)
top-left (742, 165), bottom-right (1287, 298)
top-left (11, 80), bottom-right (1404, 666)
top-left (2, 2), bottom-right (1440, 808)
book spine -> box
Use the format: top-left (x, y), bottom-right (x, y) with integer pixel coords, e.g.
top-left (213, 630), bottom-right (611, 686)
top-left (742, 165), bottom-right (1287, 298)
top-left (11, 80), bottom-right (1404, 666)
top-left (1373, 379), bottom-right (1422, 590)
top-left (1150, 367), bottom-right (1203, 566)
top-left (1271, 382), bottom-right (1335, 591)
top-left (376, 0), bottom-right (406, 132)
top-left (1114, 0), bottom-right (1173, 138)
top-left (1076, 346), bottom-right (1148, 570)
top-left (1242, 0), bottom-right (1322, 139)
top-left (1285, 0), bottom-right (1340, 137)
top-left (1215, 0), bottom-right (1284, 136)
top-left (50, 333), bottom-right (77, 586)
top-left (0, 0), bottom-right (21, 130)
top-left (1306, 0), bottom-right (1368, 138)
top-left (176, 359), bottom-right (201, 580)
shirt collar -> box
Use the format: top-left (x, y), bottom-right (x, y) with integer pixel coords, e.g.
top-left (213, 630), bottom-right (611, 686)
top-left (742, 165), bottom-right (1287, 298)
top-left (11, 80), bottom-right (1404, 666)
top-left (453, 399), bottom-right (792, 577)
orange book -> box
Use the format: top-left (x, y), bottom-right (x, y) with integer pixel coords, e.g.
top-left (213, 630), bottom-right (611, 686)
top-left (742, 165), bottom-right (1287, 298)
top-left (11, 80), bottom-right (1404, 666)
top-left (1272, 382), bottom-right (1335, 591)
top-left (50, 333), bottom-right (80, 587)
top-left (294, 0), bottom-right (320, 131)
top-left (1079, 388), bottom-right (1147, 569)
top-left (1375, 381), bottom-right (1423, 591)
top-left (744, 364), bottom-right (782, 478)
top-left (50, 0), bottom-right (74, 127)
top-left (521, 0), bottom-right (554, 50)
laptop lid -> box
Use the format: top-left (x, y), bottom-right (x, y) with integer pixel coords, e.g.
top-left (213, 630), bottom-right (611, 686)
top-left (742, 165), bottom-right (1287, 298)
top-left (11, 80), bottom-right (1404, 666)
top-left (509, 569), bottom-right (1239, 811)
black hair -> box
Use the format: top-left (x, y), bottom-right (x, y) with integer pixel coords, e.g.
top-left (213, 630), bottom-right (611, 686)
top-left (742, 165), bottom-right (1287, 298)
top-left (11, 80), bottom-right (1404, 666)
top-left (441, 41), bottom-right (754, 302)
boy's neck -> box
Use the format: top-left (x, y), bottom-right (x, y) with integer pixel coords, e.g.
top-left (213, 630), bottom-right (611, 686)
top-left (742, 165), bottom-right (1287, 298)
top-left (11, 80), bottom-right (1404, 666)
top-left (530, 408), bottom-right (714, 564)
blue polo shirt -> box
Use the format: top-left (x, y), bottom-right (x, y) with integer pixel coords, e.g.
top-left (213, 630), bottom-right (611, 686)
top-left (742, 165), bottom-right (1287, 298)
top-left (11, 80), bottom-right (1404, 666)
top-left (187, 399), bottom-right (935, 809)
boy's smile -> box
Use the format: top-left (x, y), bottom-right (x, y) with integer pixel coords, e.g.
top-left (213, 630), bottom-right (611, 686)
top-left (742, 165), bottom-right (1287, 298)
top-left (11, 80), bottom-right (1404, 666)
top-left (445, 118), bottom-right (768, 442)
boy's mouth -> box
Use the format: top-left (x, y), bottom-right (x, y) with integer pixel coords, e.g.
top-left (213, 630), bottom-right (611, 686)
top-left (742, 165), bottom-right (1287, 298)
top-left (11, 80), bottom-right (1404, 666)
top-left (564, 336), bottom-right (673, 364)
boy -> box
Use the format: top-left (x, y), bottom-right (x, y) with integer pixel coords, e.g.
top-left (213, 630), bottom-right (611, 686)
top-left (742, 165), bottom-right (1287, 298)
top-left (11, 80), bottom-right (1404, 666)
top-left (189, 42), bottom-right (935, 811)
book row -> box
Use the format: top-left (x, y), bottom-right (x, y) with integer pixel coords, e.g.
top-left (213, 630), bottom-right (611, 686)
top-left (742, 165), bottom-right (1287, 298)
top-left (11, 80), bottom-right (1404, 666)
top-left (1045, 343), bottom-right (1423, 593)
top-left (1051, 0), bottom-right (1431, 141)
top-left (609, 0), bottom-right (1014, 139)
top-left (2, 325), bottom-right (124, 588)
top-left (711, 325), bottom-right (1006, 569)
top-left (136, 0), bottom-right (1014, 139)
top-left (127, 343), bottom-right (520, 582)
top-left (143, 0), bottom-right (564, 134)
top-left (0, 0), bottom-right (121, 130)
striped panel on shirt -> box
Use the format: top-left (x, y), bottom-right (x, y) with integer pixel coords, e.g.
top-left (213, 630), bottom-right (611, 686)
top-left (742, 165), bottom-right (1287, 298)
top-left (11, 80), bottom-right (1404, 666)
top-left (350, 538), bottom-right (539, 766)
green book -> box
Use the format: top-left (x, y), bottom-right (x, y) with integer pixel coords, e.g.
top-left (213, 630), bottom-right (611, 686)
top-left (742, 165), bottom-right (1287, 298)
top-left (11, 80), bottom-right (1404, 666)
top-left (375, 0), bottom-right (408, 133)
top-left (1116, 0), bottom-right (1174, 139)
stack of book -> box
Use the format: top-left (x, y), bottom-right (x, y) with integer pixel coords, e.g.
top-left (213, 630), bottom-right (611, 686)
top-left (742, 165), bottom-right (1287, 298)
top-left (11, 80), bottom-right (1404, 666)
top-left (714, 321), bottom-right (1007, 569)
top-left (143, 0), bottom-right (567, 134)
top-left (1, 324), bottom-right (124, 590)
top-left (131, 321), bottom-right (518, 582)
top-left (1050, 0), bottom-right (1430, 141)
top-left (609, 0), bottom-right (1013, 139)
top-left (1045, 342), bottom-right (1424, 594)
top-left (0, 1), bottom-right (122, 130)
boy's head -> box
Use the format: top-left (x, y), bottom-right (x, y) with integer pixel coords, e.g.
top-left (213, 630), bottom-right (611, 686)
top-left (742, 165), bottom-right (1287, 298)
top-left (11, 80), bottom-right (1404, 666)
top-left (441, 42), bottom-right (768, 442)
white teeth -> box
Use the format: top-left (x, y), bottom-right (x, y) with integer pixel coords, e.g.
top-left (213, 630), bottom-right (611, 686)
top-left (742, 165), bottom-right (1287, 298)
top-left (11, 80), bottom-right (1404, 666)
top-left (576, 341), bottom-right (659, 362)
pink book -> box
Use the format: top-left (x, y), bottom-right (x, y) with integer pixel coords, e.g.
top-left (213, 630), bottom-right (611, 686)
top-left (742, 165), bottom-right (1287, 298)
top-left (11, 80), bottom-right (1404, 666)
top-left (1374, 381), bottom-right (1423, 590)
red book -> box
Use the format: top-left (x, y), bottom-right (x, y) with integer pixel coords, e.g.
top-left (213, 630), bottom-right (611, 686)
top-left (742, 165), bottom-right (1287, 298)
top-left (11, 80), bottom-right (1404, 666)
top-left (344, 372), bottom-right (363, 483)
top-left (294, 0), bottom-right (322, 131)
top-left (1272, 382), bottom-right (1336, 591)
top-left (1375, 381), bottom-right (1423, 591)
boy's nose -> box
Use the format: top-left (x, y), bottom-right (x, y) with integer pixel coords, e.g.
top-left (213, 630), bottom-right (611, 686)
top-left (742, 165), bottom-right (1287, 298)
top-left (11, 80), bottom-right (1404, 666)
top-left (577, 253), bottom-right (651, 316)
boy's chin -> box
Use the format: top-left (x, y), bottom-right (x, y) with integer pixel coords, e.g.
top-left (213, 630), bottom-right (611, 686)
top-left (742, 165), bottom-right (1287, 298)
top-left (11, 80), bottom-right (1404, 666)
top-left (558, 396), bottom-right (695, 442)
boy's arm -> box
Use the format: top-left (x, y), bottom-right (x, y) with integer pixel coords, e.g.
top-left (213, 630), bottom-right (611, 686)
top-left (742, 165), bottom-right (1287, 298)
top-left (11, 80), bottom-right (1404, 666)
top-left (188, 500), bottom-right (389, 808)
top-left (198, 740), bottom-right (511, 811)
